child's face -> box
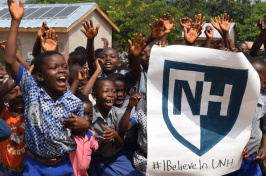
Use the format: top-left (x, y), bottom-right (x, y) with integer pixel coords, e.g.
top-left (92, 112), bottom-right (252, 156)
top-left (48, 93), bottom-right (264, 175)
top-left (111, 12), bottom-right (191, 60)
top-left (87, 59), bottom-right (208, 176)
top-left (101, 49), bottom-right (119, 74)
top-left (4, 86), bottom-right (24, 114)
top-left (39, 54), bottom-right (69, 97)
top-left (252, 63), bottom-right (266, 89)
top-left (84, 102), bottom-right (93, 125)
top-left (0, 64), bottom-right (4, 84)
top-left (114, 80), bottom-right (127, 107)
top-left (140, 46), bottom-right (151, 69)
top-left (93, 80), bottom-right (117, 111)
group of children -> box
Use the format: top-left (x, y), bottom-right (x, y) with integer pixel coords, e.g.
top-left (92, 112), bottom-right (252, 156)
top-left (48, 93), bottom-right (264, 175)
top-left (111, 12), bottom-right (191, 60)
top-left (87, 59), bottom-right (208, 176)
top-left (1, 0), bottom-right (266, 175)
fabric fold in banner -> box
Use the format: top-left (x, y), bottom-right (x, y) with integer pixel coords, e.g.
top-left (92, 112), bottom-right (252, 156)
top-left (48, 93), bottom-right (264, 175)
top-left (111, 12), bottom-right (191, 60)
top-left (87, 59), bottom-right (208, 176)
top-left (146, 45), bottom-right (260, 176)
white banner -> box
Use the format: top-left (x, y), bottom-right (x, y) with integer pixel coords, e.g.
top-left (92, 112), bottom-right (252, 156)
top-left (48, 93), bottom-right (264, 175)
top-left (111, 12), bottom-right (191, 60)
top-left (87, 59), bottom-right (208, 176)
top-left (147, 45), bottom-right (260, 175)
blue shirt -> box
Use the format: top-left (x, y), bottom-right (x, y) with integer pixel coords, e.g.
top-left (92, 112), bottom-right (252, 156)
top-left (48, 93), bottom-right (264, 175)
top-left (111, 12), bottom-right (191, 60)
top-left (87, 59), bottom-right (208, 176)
top-left (15, 64), bottom-right (84, 158)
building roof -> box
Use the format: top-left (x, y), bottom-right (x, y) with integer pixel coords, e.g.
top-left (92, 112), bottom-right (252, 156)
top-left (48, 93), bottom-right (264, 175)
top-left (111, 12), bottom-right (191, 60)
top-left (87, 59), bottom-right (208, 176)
top-left (180, 23), bottom-right (235, 40)
top-left (0, 3), bottom-right (119, 33)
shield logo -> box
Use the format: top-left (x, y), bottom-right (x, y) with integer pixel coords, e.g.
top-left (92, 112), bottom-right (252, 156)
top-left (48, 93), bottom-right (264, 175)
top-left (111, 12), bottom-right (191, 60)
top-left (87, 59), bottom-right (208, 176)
top-left (162, 60), bottom-right (248, 156)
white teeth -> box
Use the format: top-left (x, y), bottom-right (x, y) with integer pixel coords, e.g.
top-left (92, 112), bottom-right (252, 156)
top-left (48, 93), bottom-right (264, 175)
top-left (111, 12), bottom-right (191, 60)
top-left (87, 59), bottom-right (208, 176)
top-left (59, 76), bottom-right (66, 79)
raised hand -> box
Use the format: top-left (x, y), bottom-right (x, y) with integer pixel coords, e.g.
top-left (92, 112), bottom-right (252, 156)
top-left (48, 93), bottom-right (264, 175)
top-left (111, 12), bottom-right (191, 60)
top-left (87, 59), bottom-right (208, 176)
top-left (149, 18), bottom-right (168, 39)
top-left (218, 13), bottom-right (233, 33)
top-left (128, 33), bottom-right (146, 57)
top-left (210, 16), bottom-right (223, 35)
top-left (37, 21), bottom-right (49, 38)
top-left (41, 28), bottom-right (58, 52)
top-left (255, 14), bottom-right (266, 31)
top-left (101, 37), bottom-right (108, 48)
top-left (162, 13), bottom-right (174, 33)
top-left (77, 67), bottom-right (89, 81)
top-left (80, 19), bottom-right (100, 39)
top-left (204, 26), bottom-right (213, 39)
top-left (94, 58), bottom-right (103, 71)
top-left (192, 14), bottom-right (205, 33)
top-left (8, 0), bottom-right (24, 22)
top-left (0, 41), bottom-right (6, 50)
top-left (184, 27), bottom-right (201, 45)
top-left (180, 17), bottom-right (192, 29)
top-left (128, 93), bottom-right (142, 108)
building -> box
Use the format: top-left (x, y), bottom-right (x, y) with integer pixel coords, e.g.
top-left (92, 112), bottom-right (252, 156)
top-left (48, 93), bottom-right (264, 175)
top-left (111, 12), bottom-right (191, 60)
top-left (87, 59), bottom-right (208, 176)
top-left (0, 3), bottom-right (119, 65)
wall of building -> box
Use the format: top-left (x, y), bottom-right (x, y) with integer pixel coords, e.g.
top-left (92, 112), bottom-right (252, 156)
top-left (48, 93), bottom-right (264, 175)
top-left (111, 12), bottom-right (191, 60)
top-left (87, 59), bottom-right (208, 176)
top-left (68, 10), bottom-right (113, 55)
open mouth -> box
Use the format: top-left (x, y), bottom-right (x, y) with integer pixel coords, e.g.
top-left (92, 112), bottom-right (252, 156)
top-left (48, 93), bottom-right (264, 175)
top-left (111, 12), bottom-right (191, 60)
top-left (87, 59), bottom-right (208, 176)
top-left (15, 99), bottom-right (24, 109)
top-left (0, 76), bottom-right (4, 83)
top-left (104, 62), bottom-right (113, 68)
top-left (105, 100), bottom-right (114, 106)
top-left (56, 76), bottom-right (67, 86)
top-left (115, 99), bottom-right (124, 105)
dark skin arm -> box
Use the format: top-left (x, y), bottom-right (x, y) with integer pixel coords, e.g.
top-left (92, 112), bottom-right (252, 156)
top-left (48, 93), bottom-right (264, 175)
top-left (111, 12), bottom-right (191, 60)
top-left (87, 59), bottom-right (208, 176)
top-left (62, 113), bottom-right (90, 136)
top-left (119, 93), bottom-right (141, 135)
top-left (160, 13), bottom-right (174, 47)
top-left (251, 15), bottom-right (266, 57)
top-left (82, 59), bottom-right (103, 97)
top-left (81, 19), bottom-right (100, 76)
top-left (69, 68), bottom-right (88, 95)
top-left (32, 21), bottom-right (49, 58)
top-left (102, 126), bottom-right (124, 148)
top-left (204, 26), bottom-right (213, 48)
top-left (127, 33), bottom-right (146, 84)
top-left (4, 0), bottom-right (24, 80)
top-left (253, 133), bottom-right (266, 163)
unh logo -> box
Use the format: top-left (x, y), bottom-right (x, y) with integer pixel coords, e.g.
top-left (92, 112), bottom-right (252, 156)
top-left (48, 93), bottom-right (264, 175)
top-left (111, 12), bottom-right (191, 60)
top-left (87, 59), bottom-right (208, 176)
top-left (162, 60), bottom-right (248, 156)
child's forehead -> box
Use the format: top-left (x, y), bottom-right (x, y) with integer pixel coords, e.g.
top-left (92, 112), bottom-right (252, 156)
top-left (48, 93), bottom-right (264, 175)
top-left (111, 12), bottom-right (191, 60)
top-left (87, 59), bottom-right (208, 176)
top-left (98, 79), bottom-right (114, 87)
top-left (102, 48), bottom-right (117, 55)
top-left (44, 54), bottom-right (65, 63)
top-left (114, 80), bottom-right (126, 87)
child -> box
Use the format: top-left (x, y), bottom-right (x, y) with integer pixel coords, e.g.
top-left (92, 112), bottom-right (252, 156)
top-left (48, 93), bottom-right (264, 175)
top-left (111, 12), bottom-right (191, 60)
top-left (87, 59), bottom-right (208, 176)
top-left (90, 77), bottom-right (141, 175)
top-left (0, 63), bottom-right (4, 84)
top-left (0, 82), bottom-right (26, 176)
top-left (228, 57), bottom-right (266, 175)
top-left (67, 51), bottom-right (87, 67)
top-left (5, 1), bottom-right (89, 175)
top-left (69, 95), bottom-right (98, 176)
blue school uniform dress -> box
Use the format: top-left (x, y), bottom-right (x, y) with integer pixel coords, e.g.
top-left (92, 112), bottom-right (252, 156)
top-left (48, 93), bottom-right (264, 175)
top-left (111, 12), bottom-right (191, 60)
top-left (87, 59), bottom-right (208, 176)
top-left (227, 89), bottom-right (266, 176)
top-left (14, 64), bottom-right (84, 176)
top-left (90, 105), bottom-right (141, 176)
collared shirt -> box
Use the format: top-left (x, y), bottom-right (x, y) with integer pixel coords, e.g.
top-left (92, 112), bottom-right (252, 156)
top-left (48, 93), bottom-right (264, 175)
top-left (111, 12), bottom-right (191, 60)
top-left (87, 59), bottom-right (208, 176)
top-left (247, 89), bottom-right (266, 154)
top-left (14, 64), bottom-right (84, 158)
top-left (90, 105), bottom-right (123, 157)
top-left (69, 130), bottom-right (98, 176)
top-left (120, 65), bottom-right (147, 114)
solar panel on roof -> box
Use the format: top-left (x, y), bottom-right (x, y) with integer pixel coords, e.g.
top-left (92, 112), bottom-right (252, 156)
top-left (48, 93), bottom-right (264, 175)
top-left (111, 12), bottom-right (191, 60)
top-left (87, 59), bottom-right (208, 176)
top-left (0, 8), bottom-right (9, 18)
top-left (1, 12), bottom-right (11, 19)
top-left (27, 7), bottom-right (52, 18)
top-left (55, 6), bottom-right (80, 18)
top-left (23, 8), bottom-right (39, 18)
top-left (41, 6), bottom-right (65, 18)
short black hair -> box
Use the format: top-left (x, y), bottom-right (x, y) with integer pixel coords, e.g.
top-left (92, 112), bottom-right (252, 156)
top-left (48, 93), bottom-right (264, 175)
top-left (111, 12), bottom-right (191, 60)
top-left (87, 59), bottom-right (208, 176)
top-left (68, 64), bottom-right (82, 86)
top-left (93, 77), bottom-right (113, 93)
top-left (68, 51), bottom-right (87, 67)
top-left (100, 48), bottom-right (118, 58)
top-left (76, 94), bottom-right (92, 106)
top-left (74, 46), bottom-right (86, 55)
top-left (107, 73), bottom-right (127, 85)
top-left (33, 51), bottom-right (62, 74)
top-left (95, 48), bottom-right (104, 59)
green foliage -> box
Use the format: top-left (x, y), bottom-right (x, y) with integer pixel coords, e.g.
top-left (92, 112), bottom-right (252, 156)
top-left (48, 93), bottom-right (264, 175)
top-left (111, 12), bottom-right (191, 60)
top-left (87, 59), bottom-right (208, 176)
top-left (24, 0), bottom-right (266, 44)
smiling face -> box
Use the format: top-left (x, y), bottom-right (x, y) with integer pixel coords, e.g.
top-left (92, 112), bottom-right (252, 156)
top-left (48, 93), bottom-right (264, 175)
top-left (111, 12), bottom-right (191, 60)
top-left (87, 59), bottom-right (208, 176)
top-left (0, 64), bottom-right (4, 84)
top-left (4, 86), bottom-right (24, 114)
top-left (37, 54), bottom-right (69, 100)
top-left (101, 48), bottom-right (119, 75)
top-left (140, 45), bottom-right (151, 69)
top-left (114, 80), bottom-right (127, 107)
top-left (93, 80), bottom-right (117, 112)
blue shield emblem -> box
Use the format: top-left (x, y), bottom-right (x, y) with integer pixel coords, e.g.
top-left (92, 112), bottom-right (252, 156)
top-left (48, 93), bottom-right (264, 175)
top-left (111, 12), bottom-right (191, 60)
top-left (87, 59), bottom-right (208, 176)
top-left (162, 60), bottom-right (248, 156)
